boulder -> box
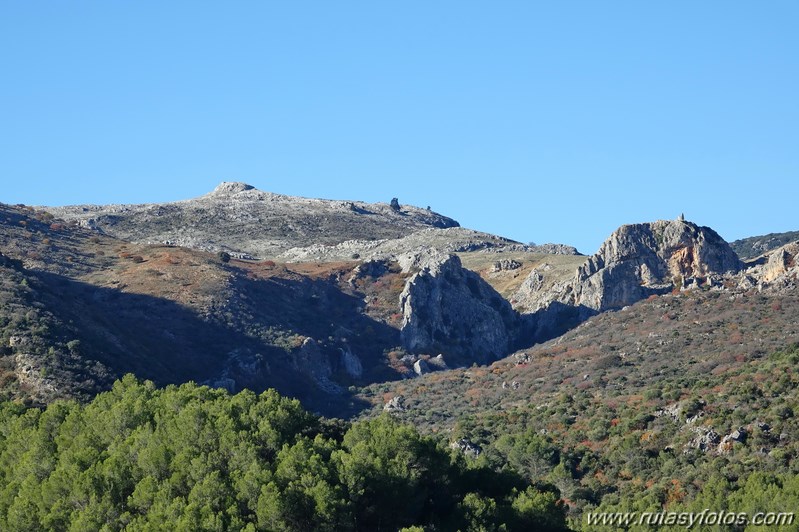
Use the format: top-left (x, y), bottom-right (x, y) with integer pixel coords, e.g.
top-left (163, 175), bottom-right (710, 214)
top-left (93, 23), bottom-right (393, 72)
top-left (383, 395), bottom-right (406, 413)
top-left (427, 354), bottom-right (449, 370)
top-left (339, 346), bottom-right (363, 379)
top-left (450, 438), bottom-right (482, 458)
top-left (491, 259), bottom-right (522, 272)
top-left (413, 359), bottom-right (430, 376)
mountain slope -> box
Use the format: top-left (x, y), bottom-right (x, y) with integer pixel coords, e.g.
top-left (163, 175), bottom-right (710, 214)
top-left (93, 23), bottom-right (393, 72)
top-left (358, 285), bottom-right (799, 521)
top-left (731, 230), bottom-right (799, 260)
top-left (44, 182), bottom-right (580, 263)
top-left (0, 202), bottom-right (539, 413)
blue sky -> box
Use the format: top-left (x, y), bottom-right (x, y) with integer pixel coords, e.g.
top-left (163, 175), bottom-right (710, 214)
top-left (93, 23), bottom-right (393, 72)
top-left (1, 2), bottom-right (797, 254)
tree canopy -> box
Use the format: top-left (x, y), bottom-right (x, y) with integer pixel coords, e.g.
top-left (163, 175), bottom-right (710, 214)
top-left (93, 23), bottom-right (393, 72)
top-left (0, 375), bottom-right (566, 531)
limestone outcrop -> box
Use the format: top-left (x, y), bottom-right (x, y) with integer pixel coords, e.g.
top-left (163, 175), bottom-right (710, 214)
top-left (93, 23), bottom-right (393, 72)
top-left (517, 218), bottom-right (742, 315)
top-left (398, 250), bottom-right (521, 364)
top-left (737, 241), bottom-right (799, 292)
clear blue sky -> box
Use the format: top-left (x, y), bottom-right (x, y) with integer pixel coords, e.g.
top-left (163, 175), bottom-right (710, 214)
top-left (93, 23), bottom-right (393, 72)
top-left (2, 2), bottom-right (797, 254)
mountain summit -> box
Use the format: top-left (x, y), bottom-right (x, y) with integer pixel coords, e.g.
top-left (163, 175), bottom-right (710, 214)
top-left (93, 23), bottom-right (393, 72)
top-left (514, 218), bottom-right (742, 319)
top-left (208, 181), bottom-right (256, 195)
top-left (44, 182), bottom-right (462, 259)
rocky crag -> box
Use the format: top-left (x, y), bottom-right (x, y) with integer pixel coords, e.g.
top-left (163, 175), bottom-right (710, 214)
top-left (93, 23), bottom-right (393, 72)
top-left (516, 218), bottom-right (742, 316)
top-left (0, 202), bottom-right (534, 411)
top-left (737, 240), bottom-right (799, 292)
top-left (509, 218), bottom-right (746, 342)
top-left (397, 250), bottom-right (522, 366)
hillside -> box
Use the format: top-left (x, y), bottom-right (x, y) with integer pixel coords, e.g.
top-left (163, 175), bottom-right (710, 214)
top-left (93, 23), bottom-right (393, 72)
top-left (0, 377), bottom-right (568, 531)
top-left (2, 201), bottom-right (575, 413)
top-left (731, 230), bottom-right (799, 260)
top-left (358, 283), bottom-right (799, 524)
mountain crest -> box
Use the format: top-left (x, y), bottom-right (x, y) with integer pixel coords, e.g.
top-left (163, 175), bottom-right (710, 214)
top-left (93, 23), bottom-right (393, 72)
top-left (210, 181), bottom-right (256, 195)
top-left (572, 218), bottom-right (742, 311)
top-left (515, 218), bottom-right (742, 316)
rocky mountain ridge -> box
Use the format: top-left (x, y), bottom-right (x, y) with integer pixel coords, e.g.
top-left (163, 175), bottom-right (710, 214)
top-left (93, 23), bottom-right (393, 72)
top-left (0, 202), bottom-right (535, 411)
top-left (44, 182), bottom-right (578, 262)
top-left (731, 229), bottom-right (799, 260)
top-left (44, 182), bottom-right (458, 258)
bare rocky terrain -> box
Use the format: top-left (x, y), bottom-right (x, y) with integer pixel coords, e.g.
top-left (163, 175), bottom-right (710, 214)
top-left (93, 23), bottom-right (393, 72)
top-left (44, 182), bottom-right (578, 263)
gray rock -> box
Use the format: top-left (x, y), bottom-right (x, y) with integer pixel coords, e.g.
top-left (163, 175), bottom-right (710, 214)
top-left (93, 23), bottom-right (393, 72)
top-left (427, 354), bottom-right (449, 370)
top-left (450, 438), bottom-right (482, 458)
top-left (293, 338), bottom-right (342, 395)
top-left (491, 259), bottom-right (522, 272)
top-left (398, 251), bottom-right (521, 364)
top-left (413, 359), bottom-right (430, 375)
top-left (383, 395), bottom-right (406, 413)
top-left (8, 336), bottom-right (28, 347)
top-left (737, 241), bottom-right (799, 292)
top-left (339, 346), bottom-right (363, 379)
top-left (518, 219), bottom-right (742, 314)
top-left (730, 427), bottom-right (747, 442)
top-left (686, 428), bottom-right (720, 452)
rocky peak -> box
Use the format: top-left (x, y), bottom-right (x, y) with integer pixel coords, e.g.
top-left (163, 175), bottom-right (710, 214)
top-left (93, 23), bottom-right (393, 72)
top-left (583, 219), bottom-right (739, 279)
top-left (515, 219), bottom-right (742, 316)
top-left (210, 182), bottom-right (256, 195)
top-left (571, 219), bottom-right (741, 311)
top-left (43, 185), bottom-right (462, 260)
top-left (398, 250), bottom-right (521, 364)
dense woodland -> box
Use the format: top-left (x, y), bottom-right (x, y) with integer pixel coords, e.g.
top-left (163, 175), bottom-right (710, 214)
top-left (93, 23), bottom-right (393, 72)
top-left (4, 343), bottom-right (799, 532)
top-left (0, 376), bottom-right (567, 531)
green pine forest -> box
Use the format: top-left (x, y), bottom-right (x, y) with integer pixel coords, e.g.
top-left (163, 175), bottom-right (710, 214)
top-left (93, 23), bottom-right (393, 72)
top-left (4, 342), bottom-right (799, 530)
top-left (0, 376), bottom-right (567, 531)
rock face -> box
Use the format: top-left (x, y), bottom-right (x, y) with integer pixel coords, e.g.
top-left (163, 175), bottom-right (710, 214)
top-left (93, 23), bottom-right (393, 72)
top-left (294, 338), bottom-right (342, 395)
top-left (398, 250), bottom-right (521, 364)
top-left (736, 241), bottom-right (799, 292)
top-left (339, 346), bottom-right (364, 379)
top-left (519, 219), bottom-right (742, 314)
top-left (760, 242), bottom-right (799, 283)
top-left (383, 395), bottom-right (405, 413)
top-left (511, 262), bottom-right (576, 313)
top-left (570, 219), bottom-right (741, 311)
